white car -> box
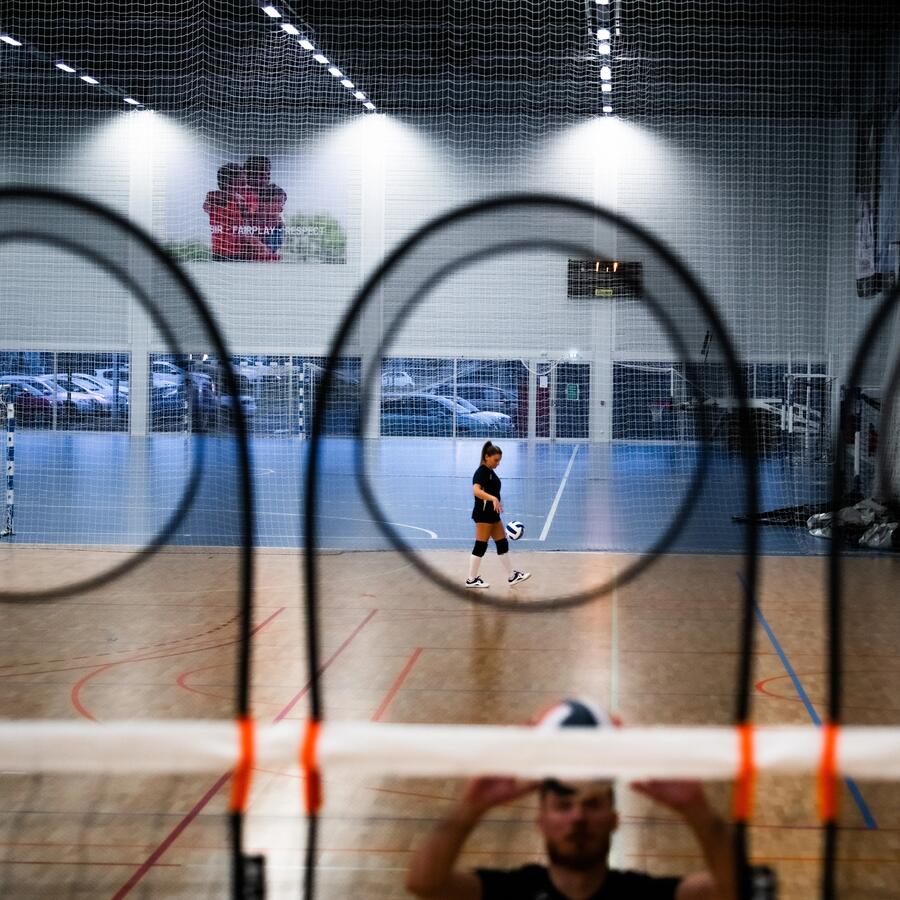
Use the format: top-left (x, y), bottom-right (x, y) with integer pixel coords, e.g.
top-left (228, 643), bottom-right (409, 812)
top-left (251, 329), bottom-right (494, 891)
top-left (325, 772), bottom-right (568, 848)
top-left (382, 369), bottom-right (416, 391)
top-left (34, 374), bottom-right (109, 412)
top-left (217, 392), bottom-right (257, 419)
top-left (442, 395), bottom-right (513, 432)
top-left (148, 359), bottom-right (215, 393)
top-left (94, 367), bottom-right (130, 395)
top-left (149, 359), bottom-right (184, 389)
top-left (95, 362), bottom-right (213, 395)
top-left (71, 373), bottom-right (122, 403)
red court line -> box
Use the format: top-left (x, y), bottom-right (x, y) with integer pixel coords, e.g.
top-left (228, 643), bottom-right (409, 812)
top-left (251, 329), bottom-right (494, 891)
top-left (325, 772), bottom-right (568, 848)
top-left (371, 648), bottom-right (422, 722)
top-left (71, 664), bottom-right (115, 722)
top-left (110, 607), bottom-right (378, 898)
top-left (274, 608), bottom-right (379, 722)
top-left (110, 772), bottom-right (230, 899)
top-left (70, 608), bottom-right (286, 723)
top-left (1, 841), bottom-right (172, 850)
top-left (755, 672), bottom-right (897, 714)
top-left (176, 663), bottom-right (232, 701)
top-left (10, 860), bottom-right (180, 868)
top-left (0, 615), bottom-right (241, 674)
top-left (177, 651), bottom-right (411, 707)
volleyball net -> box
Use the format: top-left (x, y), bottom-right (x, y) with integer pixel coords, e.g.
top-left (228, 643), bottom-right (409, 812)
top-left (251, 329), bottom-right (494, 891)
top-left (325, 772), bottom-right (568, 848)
top-left (0, 182), bottom-right (898, 897)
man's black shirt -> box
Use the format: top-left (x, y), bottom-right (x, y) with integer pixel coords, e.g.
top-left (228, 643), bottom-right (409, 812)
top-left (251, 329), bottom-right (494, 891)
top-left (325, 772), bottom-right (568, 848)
top-left (476, 864), bottom-right (680, 899)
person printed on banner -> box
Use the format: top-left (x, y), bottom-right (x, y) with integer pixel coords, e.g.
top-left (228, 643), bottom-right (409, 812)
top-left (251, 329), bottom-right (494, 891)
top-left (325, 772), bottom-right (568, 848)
top-left (203, 163), bottom-right (278, 261)
top-left (244, 155), bottom-right (286, 255)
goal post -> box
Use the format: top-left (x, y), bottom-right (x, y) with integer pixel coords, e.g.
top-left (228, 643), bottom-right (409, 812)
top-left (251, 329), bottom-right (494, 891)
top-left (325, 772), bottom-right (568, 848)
top-left (1, 385), bottom-right (14, 537)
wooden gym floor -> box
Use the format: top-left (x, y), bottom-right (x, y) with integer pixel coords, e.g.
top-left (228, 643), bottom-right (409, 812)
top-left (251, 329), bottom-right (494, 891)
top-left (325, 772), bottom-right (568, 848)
top-left (0, 545), bottom-right (897, 898)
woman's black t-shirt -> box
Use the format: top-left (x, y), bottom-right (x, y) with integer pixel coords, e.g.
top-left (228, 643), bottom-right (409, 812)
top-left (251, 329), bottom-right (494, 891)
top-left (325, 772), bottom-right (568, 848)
top-left (472, 464), bottom-right (501, 521)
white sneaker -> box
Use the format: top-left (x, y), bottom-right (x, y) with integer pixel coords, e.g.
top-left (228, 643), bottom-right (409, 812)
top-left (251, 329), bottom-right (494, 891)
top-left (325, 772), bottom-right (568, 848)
top-left (465, 576), bottom-right (489, 589)
top-left (508, 570), bottom-right (531, 586)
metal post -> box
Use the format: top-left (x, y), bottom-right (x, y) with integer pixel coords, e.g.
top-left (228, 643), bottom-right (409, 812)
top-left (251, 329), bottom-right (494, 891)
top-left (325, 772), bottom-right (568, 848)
top-left (297, 363), bottom-right (315, 438)
top-left (452, 358), bottom-right (458, 439)
top-left (183, 357), bottom-right (191, 437)
top-left (2, 395), bottom-right (14, 537)
top-left (786, 375), bottom-right (795, 436)
top-left (549, 363), bottom-right (558, 442)
top-left (527, 364), bottom-right (537, 440)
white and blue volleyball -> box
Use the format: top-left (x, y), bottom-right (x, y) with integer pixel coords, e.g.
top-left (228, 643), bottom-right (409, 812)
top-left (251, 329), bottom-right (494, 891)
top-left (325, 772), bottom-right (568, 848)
top-left (505, 520), bottom-right (525, 541)
top-left (534, 697), bottom-right (617, 730)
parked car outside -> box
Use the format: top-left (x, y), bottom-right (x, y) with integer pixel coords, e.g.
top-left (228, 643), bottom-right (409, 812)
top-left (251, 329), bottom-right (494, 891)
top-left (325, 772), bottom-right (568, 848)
top-left (444, 394), bottom-right (514, 432)
top-left (70, 373), bottom-right (121, 403)
top-left (440, 382), bottom-right (518, 419)
top-left (0, 380), bottom-right (55, 426)
top-left (94, 367), bottom-right (130, 395)
top-left (381, 392), bottom-right (512, 437)
top-left (0, 374), bottom-right (102, 426)
top-left (150, 359), bottom-right (216, 395)
top-left (382, 369), bottom-right (416, 391)
top-left (35, 375), bottom-right (110, 414)
top-left (149, 359), bottom-right (185, 389)
top-left (149, 386), bottom-right (188, 431)
top-left (216, 391), bottom-right (258, 423)
top-left (93, 363), bottom-right (219, 431)
top-left (8, 374), bottom-right (101, 418)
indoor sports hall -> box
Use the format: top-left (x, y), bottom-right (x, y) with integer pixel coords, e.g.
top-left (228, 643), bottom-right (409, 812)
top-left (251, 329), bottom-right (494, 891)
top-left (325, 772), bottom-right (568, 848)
top-left (0, 2), bottom-right (898, 899)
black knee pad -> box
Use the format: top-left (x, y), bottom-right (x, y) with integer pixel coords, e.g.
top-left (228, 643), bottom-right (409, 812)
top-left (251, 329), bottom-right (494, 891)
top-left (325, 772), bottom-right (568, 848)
top-left (495, 538), bottom-right (509, 555)
top-left (472, 540), bottom-right (488, 558)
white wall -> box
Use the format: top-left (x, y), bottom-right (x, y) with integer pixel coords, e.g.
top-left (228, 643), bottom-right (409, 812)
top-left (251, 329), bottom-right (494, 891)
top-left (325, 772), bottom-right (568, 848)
top-left (376, 113), bottom-right (852, 368)
top-left (0, 105), bottom-right (867, 437)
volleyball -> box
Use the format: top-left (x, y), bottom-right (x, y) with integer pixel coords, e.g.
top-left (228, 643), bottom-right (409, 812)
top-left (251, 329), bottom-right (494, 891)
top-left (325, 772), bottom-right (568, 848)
top-left (505, 520), bottom-right (524, 540)
top-left (534, 697), bottom-right (617, 730)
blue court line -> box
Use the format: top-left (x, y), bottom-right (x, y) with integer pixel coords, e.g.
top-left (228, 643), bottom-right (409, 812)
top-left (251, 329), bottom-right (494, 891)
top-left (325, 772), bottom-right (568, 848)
top-left (739, 573), bottom-right (878, 829)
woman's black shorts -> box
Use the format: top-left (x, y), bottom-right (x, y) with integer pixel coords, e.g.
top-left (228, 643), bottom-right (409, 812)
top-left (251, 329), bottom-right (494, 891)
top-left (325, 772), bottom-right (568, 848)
top-left (472, 502), bottom-right (501, 524)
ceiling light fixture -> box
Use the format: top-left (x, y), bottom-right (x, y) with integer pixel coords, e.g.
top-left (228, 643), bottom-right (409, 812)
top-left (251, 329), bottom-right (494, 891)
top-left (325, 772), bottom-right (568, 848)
top-left (258, 5), bottom-right (377, 111)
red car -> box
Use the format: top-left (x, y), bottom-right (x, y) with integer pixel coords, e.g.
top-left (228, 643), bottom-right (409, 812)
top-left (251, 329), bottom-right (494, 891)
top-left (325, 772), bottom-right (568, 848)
top-left (0, 380), bottom-right (55, 426)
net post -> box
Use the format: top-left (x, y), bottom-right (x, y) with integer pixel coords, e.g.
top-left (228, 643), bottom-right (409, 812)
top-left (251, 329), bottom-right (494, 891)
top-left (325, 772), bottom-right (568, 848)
top-left (297, 364), bottom-right (306, 439)
top-left (1, 391), bottom-right (14, 537)
top-left (239, 852), bottom-right (267, 899)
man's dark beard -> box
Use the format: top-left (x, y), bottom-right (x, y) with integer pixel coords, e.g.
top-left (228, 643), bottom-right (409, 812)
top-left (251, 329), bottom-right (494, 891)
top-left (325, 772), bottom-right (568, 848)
top-left (546, 835), bottom-right (609, 872)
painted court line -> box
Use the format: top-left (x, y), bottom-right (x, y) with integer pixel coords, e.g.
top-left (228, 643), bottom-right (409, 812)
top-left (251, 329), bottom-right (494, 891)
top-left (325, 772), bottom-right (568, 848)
top-left (110, 773), bottom-right (229, 900)
top-left (326, 515), bottom-right (438, 539)
top-left (275, 608), bottom-right (379, 722)
top-left (70, 607), bottom-right (287, 724)
top-left (112, 607), bottom-right (378, 897)
top-left (538, 445), bottom-right (579, 541)
top-left (742, 576), bottom-right (878, 830)
top-left (372, 648), bottom-right (423, 722)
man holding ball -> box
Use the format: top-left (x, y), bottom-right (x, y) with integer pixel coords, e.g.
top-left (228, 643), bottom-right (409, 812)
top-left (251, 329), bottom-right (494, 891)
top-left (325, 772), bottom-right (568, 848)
top-left (406, 698), bottom-right (765, 899)
top-left (405, 776), bottom-right (739, 900)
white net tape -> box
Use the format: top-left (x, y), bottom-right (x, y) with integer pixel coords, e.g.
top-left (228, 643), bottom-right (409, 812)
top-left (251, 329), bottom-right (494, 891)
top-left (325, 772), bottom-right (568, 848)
top-left (1, 721), bottom-right (899, 780)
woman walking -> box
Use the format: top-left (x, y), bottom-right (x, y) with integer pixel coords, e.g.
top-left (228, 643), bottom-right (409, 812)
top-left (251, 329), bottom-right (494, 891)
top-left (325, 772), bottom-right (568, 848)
top-left (467, 441), bottom-right (530, 589)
